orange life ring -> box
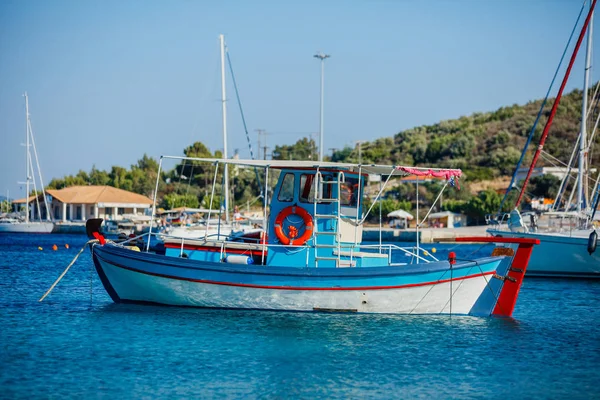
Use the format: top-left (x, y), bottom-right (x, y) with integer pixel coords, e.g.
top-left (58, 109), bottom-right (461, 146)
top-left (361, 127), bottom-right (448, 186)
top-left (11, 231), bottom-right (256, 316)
top-left (274, 205), bottom-right (313, 246)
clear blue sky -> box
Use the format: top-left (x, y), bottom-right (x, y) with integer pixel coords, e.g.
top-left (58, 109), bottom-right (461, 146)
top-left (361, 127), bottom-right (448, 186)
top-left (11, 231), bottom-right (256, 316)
top-left (0, 0), bottom-right (595, 200)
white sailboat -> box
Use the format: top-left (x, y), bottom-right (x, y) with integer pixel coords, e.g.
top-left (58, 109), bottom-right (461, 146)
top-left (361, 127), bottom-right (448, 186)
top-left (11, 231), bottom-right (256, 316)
top-left (0, 93), bottom-right (54, 234)
top-left (488, 3), bottom-right (599, 278)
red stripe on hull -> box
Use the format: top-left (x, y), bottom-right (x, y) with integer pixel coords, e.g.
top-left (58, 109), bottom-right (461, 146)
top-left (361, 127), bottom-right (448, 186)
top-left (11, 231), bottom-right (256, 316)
top-left (97, 254), bottom-right (494, 291)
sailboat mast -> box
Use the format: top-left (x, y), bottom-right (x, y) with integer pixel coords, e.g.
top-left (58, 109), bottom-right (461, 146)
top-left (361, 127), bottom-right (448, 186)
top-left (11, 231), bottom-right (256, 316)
top-left (220, 34), bottom-right (230, 224)
top-left (515, 0), bottom-right (597, 209)
top-left (24, 92), bottom-right (30, 223)
top-left (579, 9), bottom-right (594, 216)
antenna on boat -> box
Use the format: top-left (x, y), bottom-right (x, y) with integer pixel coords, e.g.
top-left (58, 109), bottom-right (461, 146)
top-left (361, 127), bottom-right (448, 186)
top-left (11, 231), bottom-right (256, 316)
top-left (220, 34), bottom-right (230, 224)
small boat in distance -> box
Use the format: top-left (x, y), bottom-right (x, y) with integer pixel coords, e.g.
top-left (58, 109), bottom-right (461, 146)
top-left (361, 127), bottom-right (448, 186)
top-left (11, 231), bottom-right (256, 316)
top-left (86, 157), bottom-right (538, 317)
top-left (0, 93), bottom-right (53, 234)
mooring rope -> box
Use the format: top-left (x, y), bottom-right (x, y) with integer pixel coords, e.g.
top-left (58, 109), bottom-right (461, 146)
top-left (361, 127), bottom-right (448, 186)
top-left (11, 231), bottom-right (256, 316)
top-left (408, 269), bottom-right (449, 315)
top-left (38, 239), bottom-right (98, 302)
top-left (89, 254), bottom-right (94, 304)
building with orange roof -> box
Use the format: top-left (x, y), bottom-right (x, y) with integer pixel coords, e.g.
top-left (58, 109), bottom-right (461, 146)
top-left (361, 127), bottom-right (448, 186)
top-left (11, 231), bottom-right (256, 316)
top-left (13, 186), bottom-right (153, 222)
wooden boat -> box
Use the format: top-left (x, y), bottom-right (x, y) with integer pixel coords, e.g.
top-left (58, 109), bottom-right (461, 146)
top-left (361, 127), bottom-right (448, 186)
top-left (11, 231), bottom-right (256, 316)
top-left (87, 158), bottom-right (538, 316)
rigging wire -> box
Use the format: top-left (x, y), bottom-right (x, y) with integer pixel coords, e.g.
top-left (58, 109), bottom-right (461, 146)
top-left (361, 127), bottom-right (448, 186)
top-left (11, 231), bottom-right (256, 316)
top-left (553, 130), bottom-right (582, 209)
top-left (514, 0), bottom-right (597, 209)
top-left (225, 47), bottom-right (263, 193)
top-left (554, 84), bottom-right (600, 210)
top-left (498, 0), bottom-right (588, 213)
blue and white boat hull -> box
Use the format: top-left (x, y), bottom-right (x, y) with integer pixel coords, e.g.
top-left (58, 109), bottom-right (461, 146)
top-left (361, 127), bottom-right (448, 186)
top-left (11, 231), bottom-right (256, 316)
top-left (92, 243), bottom-right (508, 315)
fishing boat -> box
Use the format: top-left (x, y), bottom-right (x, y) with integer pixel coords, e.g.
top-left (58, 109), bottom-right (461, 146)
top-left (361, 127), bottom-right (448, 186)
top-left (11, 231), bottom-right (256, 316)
top-left (488, 0), bottom-right (600, 278)
top-left (87, 158), bottom-right (538, 316)
top-left (0, 93), bottom-right (54, 234)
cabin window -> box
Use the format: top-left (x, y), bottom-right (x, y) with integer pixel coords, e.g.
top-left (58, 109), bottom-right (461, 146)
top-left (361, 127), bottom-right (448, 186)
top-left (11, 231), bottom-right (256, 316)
top-left (54, 206), bottom-right (60, 220)
top-left (76, 206), bottom-right (82, 220)
top-left (299, 174), bottom-right (333, 203)
top-left (277, 173), bottom-right (295, 202)
top-left (299, 174), bottom-right (315, 202)
top-left (118, 208), bottom-right (125, 215)
top-left (340, 177), bottom-right (360, 207)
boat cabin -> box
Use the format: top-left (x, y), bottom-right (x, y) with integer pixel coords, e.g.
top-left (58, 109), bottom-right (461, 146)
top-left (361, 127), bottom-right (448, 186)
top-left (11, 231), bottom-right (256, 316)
top-left (153, 157), bottom-right (463, 270)
top-left (267, 168), bottom-right (374, 267)
top-left (161, 164), bottom-right (388, 268)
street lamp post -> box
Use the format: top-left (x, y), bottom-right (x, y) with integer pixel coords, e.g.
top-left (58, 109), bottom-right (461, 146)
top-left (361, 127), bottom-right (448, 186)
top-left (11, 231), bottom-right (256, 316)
top-left (354, 140), bottom-right (365, 164)
top-left (314, 52), bottom-right (330, 162)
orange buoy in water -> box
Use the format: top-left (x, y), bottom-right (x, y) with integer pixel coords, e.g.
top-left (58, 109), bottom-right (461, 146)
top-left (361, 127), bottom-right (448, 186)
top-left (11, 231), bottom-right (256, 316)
top-left (65, 244), bottom-right (70, 249)
top-left (52, 244), bottom-right (58, 251)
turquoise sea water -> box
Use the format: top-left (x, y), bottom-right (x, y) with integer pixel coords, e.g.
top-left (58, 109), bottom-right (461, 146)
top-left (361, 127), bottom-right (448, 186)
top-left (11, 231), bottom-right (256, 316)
top-left (1, 234), bottom-right (599, 399)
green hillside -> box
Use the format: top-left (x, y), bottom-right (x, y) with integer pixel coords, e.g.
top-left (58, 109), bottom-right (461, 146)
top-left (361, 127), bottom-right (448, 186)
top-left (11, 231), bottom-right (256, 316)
top-left (44, 86), bottom-right (595, 224)
top-left (328, 86), bottom-right (593, 181)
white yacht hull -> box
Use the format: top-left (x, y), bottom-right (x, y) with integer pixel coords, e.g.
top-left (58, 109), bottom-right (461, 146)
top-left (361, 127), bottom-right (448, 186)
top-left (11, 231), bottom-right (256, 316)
top-left (0, 221), bottom-right (54, 234)
top-left (488, 229), bottom-right (600, 278)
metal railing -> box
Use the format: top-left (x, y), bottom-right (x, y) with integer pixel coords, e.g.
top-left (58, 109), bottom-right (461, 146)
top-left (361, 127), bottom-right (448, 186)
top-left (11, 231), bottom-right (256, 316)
top-left (122, 230), bottom-right (440, 268)
top-left (360, 244), bottom-right (438, 265)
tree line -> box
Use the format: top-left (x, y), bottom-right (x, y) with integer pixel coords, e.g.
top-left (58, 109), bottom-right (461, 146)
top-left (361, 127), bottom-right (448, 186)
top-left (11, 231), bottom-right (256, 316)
top-left (43, 84), bottom-right (590, 223)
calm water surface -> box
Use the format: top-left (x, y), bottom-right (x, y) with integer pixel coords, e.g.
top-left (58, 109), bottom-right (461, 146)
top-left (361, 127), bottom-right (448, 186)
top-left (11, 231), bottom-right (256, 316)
top-left (1, 234), bottom-right (599, 399)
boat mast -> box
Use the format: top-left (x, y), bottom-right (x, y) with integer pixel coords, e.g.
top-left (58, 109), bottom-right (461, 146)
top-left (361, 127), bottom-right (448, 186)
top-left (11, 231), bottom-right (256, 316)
top-left (24, 92), bottom-right (30, 223)
top-left (220, 34), bottom-right (230, 224)
top-left (579, 8), bottom-right (594, 217)
top-left (27, 98), bottom-right (52, 222)
top-left (515, 0), bottom-right (597, 209)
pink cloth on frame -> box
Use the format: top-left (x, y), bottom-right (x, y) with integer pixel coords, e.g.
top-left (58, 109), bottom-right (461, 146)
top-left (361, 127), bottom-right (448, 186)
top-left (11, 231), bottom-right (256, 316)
top-left (396, 166), bottom-right (462, 180)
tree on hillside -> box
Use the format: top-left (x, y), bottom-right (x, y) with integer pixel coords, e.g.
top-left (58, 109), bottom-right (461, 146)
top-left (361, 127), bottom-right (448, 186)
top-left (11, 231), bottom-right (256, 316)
top-left (89, 166), bottom-right (110, 186)
top-left (161, 193), bottom-right (199, 209)
top-left (324, 85), bottom-right (599, 182)
top-left (130, 154), bottom-right (159, 197)
top-left (530, 175), bottom-right (561, 199)
top-left (462, 189), bottom-right (502, 225)
top-left (109, 166), bottom-right (132, 191)
top-left (331, 146), bottom-right (353, 162)
top-left (181, 142), bottom-right (220, 184)
top-left (272, 137), bottom-right (316, 160)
